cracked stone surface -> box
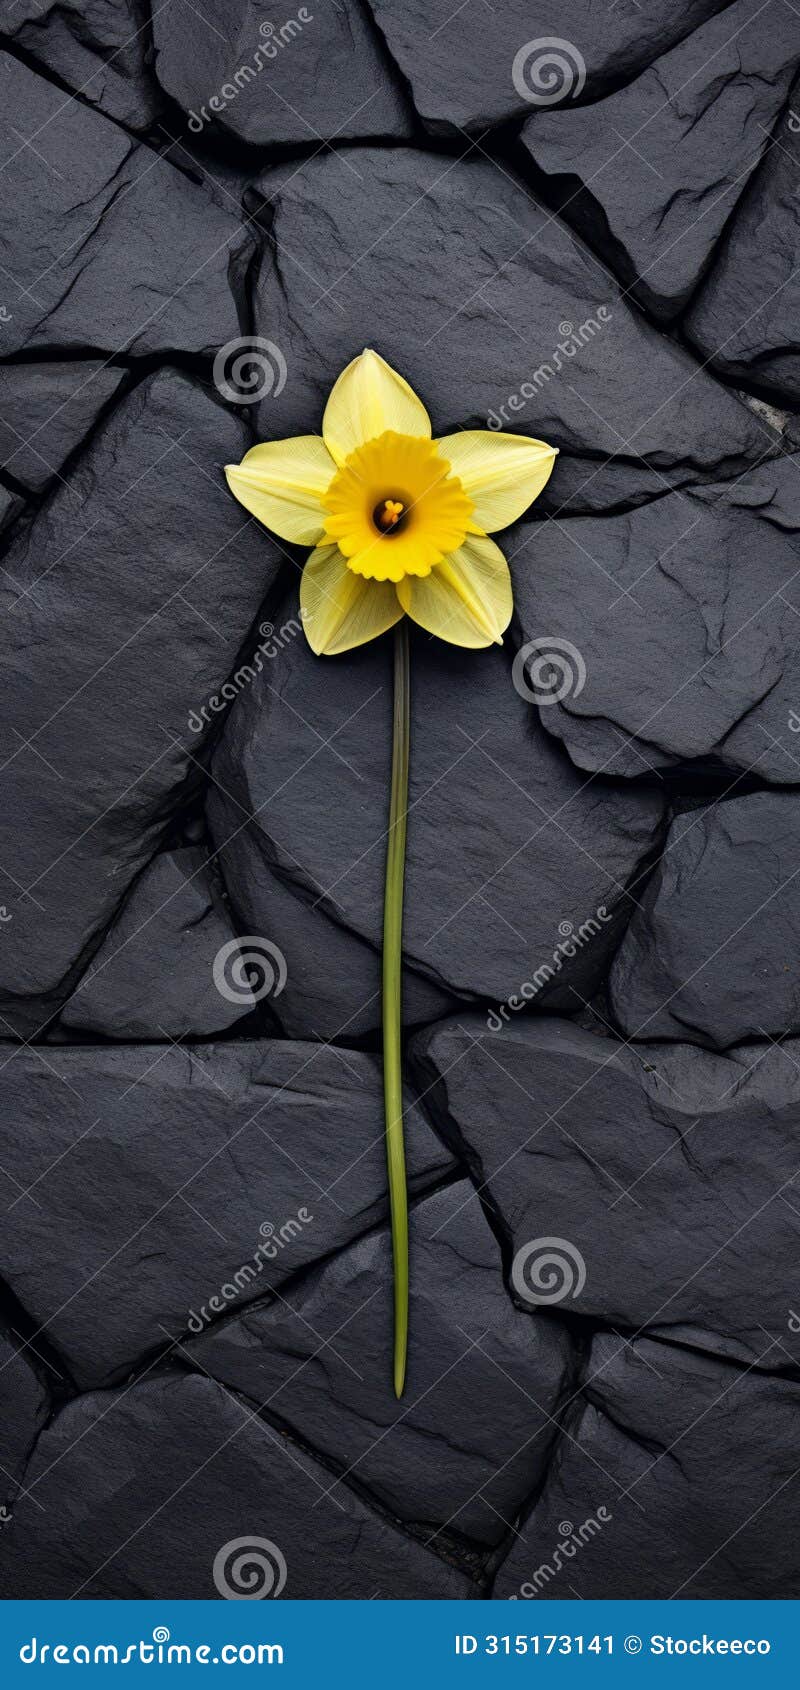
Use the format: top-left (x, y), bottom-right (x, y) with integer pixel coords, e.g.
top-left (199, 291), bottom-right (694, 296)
top-left (0, 1373), bottom-right (475, 1598)
top-left (686, 69), bottom-right (800, 401)
top-left (189, 1182), bottom-right (575, 1547)
top-left (2, 0), bottom-right (799, 1602)
top-left (521, 0), bottom-right (800, 321)
top-left (492, 1334), bottom-right (800, 1598)
top-left (0, 1041), bottom-right (454, 1387)
top-left (413, 1015), bottom-right (800, 1368)
top-left (252, 147), bottom-right (773, 514)
top-left (0, 369), bottom-right (285, 1030)
top-left (59, 845), bottom-right (258, 1039)
top-left (3, 1), bottom-right (164, 133)
top-left (366, 0), bottom-right (729, 134)
top-left (510, 454), bottom-right (800, 781)
top-left (208, 603), bottom-right (665, 1011)
top-left (152, 0), bottom-right (411, 147)
top-left (609, 791), bottom-right (800, 1046)
top-left (0, 53), bottom-right (250, 359)
top-left (0, 1328), bottom-right (50, 1515)
top-left (0, 363), bottom-right (127, 496)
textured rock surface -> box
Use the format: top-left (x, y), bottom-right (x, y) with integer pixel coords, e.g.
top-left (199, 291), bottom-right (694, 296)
top-left (216, 842), bottom-right (456, 1041)
top-left (0, 53), bottom-right (249, 358)
top-left (252, 147), bottom-right (772, 514)
top-left (0, 1328), bottom-right (50, 1514)
top-left (209, 600), bottom-right (665, 1011)
top-left (0, 1041), bottom-right (454, 1386)
top-left (522, 0), bottom-right (800, 320)
top-left (686, 78), bottom-right (800, 401)
top-left (190, 1183), bottom-right (575, 1546)
top-left (609, 793), bottom-right (800, 1045)
top-left (414, 1015), bottom-right (800, 1367)
top-left (510, 455), bottom-right (800, 781)
top-left (493, 1334), bottom-right (800, 1598)
top-left (2, 5), bottom-right (799, 1602)
top-left (2, 0), bottom-right (164, 132)
top-left (0, 369), bottom-right (284, 1026)
top-left (367, 0), bottom-right (728, 133)
top-left (0, 363), bottom-right (127, 495)
top-left (60, 846), bottom-right (256, 1039)
top-left (0, 1374), bottom-right (474, 1598)
top-left (153, 0), bottom-right (410, 146)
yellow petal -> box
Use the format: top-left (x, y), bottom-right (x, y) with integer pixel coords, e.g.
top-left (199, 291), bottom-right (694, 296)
top-left (435, 431), bottom-right (557, 532)
top-left (225, 436), bottom-right (335, 545)
top-left (322, 349), bottom-right (431, 468)
top-left (396, 534), bottom-right (512, 648)
top-left (300, 544), bottom-right (403, 656)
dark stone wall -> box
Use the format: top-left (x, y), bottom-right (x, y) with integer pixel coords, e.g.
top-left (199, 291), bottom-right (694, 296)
top-left (0, 0), bottom-right (798, 1600)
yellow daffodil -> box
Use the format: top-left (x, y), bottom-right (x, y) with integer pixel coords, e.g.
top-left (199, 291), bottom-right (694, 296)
top-left (224, 349), bottom-right (557, 1400)
top-left (225, 348), bottom-right (557, 655)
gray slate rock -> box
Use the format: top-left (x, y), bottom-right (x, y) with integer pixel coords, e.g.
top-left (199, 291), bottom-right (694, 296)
top-left (2, 0), bottom-right (164, 132)
top-left (0, 53), bottom-right (249, 358)
top-left (609, 792), bottom-right (800, 1046)
top-left (252, 147), bottom-right (772, 514)
top-left (413, 1014), bottom-right (800, 1365)
top-left (0, 1040), bottom-right (454, 1385)
top-left (0, 1373), bottom-right (473, 1597)
top-left (189, 1182), bottom-right (575, 1546)
top-left (0, 363), bottom-right (127, 495)
top-left (522, 0), bottom-right (800, 321)
top-left (367, 0), bottom-right (728, 134)
top-left (208, 600), bottom-right (664, 1010)
top-left (215, 842), bottom-right (456, 1041)
top-left (0, 369), bottom-right (285, 1023)
top-left (0, 486), bottom-right (23, 534)
top-left (510, 455), bottom-right (800, 782)
top-left (686, 85), bottom-right (800, 401)
top-left (0, 1328), bottom-right (50, 1515)
top-left (153, 0), bottom-right (410, 146)
top-left (60, 846), bottom-right (256, 1039)
top-left (493, 1334), bottom-right (800, 1598)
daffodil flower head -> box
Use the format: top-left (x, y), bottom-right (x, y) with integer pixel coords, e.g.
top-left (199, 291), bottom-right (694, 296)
top-left (224, 349), bottom-right (558, 656)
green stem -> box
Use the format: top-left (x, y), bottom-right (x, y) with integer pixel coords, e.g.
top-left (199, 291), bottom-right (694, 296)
top-left (383, 619), bottom-right (410, 1399)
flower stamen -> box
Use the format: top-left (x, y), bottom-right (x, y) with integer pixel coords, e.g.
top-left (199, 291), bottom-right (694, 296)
top-left (375, 498), bottom-right (406, 533)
